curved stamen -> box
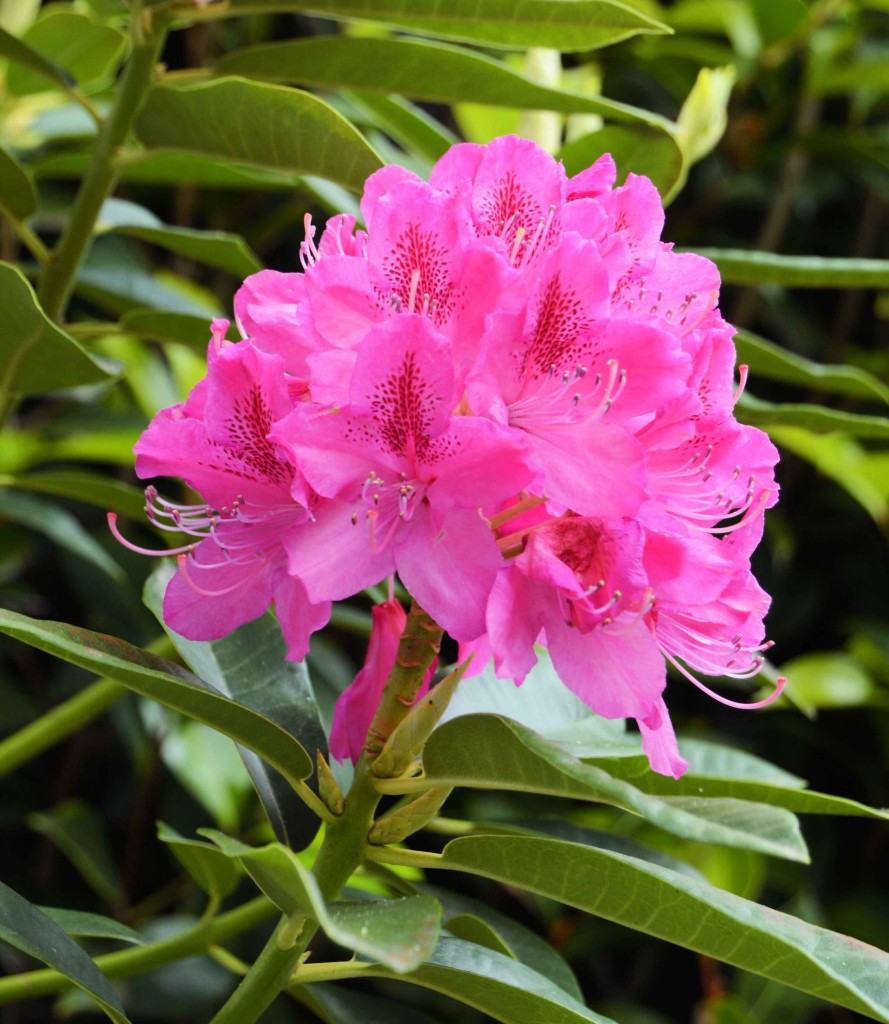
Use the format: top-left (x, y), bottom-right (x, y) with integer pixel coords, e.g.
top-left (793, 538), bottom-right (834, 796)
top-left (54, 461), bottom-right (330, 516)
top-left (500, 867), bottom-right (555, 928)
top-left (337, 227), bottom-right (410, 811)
top-left (107, 513), bottom-right (196, 557)
top-left (661, 647), bottom-right (787, 709)
top-left (733, 364), bottom-right (749, 406)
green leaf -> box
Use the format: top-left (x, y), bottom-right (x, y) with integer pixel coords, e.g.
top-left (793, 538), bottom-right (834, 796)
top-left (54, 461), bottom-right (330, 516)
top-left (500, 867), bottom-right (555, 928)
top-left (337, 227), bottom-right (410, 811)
top-left (156, 822), bottom-right (241, 903)
top-left (201, 830), bottom-right (441, 973)
top-left (38, 908), bottom-right (144, 946)
top-left (0, 607), bottom-right (315, 787)
top-left (764, 426), bottom-right (889, 525)
top-left (134, 79), bottom-right (383, 194)
top-left (220, 0), bottom-right (669, 50)
top-left (119, 309), bottom-right (219, 349)
top-left (344, 91), bottom-right (459, 163)
top-left (144, 564), bottom-right (327, 850)
top-left (775, 652), bottom-right (879, 710)
top-left (416, 715), bottom-right (809, 862)
top-left (6, 11), bottom-right (127, 94)
top-left (0, 262), bottom-right (112, 396)
top-left (737, 393), bottom-right (889, 439)
top-left (0, 469), bottom-right (147, 518)
top-left (360, 935), bottom-right (618, 1023)
top-left (0, 144), bottom-right (38, 220)
top-left (0, 880), bottom-right (131, 1023)
top-left (299, 983), bottom-right (444, 1024)
top-left (426, 884), bottom-right (583, 1000)
top-left (0, 489), bottom-right (123, 580)
top-left (0, 24), bottom-right (74, 92)
top-left (433, 835), bottom-right (889, 1023)
top-left (214, 36), bottom-right (674, 132)
top-left (689, 248), bottom-right (889, 288)
top-left (733, 330), bottom-right (889, 404)
top-left (97, 199), bottom-right (263, 277)
top-left (559, 124), bottom-right (685, 199)
top-left (28, 799), bottom-right (121, 903)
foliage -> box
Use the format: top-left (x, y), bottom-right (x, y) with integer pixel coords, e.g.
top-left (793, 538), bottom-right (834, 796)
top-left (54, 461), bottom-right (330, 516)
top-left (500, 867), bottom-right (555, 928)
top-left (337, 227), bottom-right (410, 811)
top-left (0, 1), bottom-right (888, 1022)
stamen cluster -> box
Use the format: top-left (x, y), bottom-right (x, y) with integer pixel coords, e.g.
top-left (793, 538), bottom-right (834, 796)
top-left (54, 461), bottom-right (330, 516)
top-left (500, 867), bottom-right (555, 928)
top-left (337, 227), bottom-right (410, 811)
top-left (123, 136), bottom-right (782, 778)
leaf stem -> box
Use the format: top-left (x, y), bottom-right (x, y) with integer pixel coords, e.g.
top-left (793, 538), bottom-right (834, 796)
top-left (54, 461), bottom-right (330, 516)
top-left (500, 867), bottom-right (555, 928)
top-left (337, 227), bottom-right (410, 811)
top-left (1, 211), bottom-right (50, 264)
top-left (0, 896), bottom-right (275, 1004)
top-left (37, 1), bottom-right (168, 322)
top-left (363, 845), bottom-right (444, 871)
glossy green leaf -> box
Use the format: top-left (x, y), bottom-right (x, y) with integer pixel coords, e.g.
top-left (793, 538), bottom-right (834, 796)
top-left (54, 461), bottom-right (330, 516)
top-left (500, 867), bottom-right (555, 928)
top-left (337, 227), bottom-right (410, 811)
top-left (433, 835), bottom-right (889, 1023)
top-left (214, 36), bottom-right (673, 131)
top-left (201, 830), bottom-right (441, 973)
top-left (0, 880), bottom-right (131, 1023)
top-left (0, 144), bottom-right (37, 220)
top-left (220, 0), bottom-right (669, 50)
top-left (0, 24), bottom-right (74, 92)
top-left (156, 822), bottom-right (241, 903)
top-left (691, 248), bottom-right (889, 288)
top-left (416, 715), bottom-right (809, 862)
top-left (360, 935), bottom-right (618, 1023)
top-left (733, 330), bottom-right (889, 404)
top-left (28, 799), bottom-right (121, 903)
top-left (774, 652), bottom-right (880, 710)
top-left (6, 11), bottom-right (127, 95)
top-left (559, 124), bottom-right (685, 199)
top-left (145, 564), bottom-right (326, 849)
top-left (0, 262), bottom-right (111, 396)
top-left (38, 908), bottom-right (144, 946)
top-left (135, 79), bottom-right (383, 194)
top-left (737, 393), bottom-right (889, 439)
top-left (0, 469), bottom-right (146, 519)
top-left (0, 489), bottom-right (123, 580)
top-left (0, 607), bottom-right (315, 786)
top-left (426, 884), bottom-right (583, 999)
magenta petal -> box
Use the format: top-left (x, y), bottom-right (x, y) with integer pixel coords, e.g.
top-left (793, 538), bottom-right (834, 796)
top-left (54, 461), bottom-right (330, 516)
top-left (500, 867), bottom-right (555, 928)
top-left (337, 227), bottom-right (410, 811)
top-left (163, 539), bottom-right (273, 641)
top-left (396, 504), bottom-right (503, 642)
top-left (546, 619), bottom-right (666, 720)
top-left (330, 598), bottom-right (407, 763)
top-left (637, 697), bottom-right (688, 779)
top-left (273, 573), bottom-right (331, 662)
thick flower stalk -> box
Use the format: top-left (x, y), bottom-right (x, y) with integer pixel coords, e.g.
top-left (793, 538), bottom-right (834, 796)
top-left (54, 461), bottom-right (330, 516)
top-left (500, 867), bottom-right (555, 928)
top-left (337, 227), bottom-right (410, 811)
top-left (118, 135), bottom-right (785, 779)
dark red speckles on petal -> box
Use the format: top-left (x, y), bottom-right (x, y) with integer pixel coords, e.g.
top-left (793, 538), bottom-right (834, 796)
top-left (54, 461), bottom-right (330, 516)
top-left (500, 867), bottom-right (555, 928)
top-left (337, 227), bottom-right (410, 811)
top-left (382, 222), bottom-right (455, 322)
top-left (522, 274), bottom-right (595, 379)
top-left (219, 384), bottom-right (289, 484)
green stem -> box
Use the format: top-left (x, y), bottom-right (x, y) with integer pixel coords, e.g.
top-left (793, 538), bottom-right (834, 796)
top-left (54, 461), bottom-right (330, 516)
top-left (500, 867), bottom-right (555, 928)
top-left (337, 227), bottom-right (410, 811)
top-left (0, 897), bottom-right (275, 1004)
top-left (0, 636), bottom-right (171, 778)
top-left (0, 679), bottom-right (123, 777)
top-left (364, 845), bottom-right (444, 871)
top-left (1, 211), bottom-right (50, 264)
top-left (37, 2), bottom-right (167, 322)
top-left (209, 603), bottom-right (442, 1023)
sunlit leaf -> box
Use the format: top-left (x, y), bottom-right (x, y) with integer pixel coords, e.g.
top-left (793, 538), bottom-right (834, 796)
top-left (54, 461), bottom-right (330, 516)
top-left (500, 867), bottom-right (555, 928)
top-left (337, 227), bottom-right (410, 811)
top-left (737, 394), bottom-right (889, 439)
top-left (692, 248), bottom-right (889, 288)
top-left (6, 11), bottom-right (127, 95)
top-left (213, 36), bottom-right (674, 132)
top-left (134, 79), bottom-right (383, 194)
top-left (0, 262), bottom-right (111, 396)
top-left (217, 0), bottom-right (670, 51)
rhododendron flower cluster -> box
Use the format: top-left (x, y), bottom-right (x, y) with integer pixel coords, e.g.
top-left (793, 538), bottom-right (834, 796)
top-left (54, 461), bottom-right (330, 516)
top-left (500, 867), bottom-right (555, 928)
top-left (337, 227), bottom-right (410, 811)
top-left (116, 136), bottom-right (784, 780)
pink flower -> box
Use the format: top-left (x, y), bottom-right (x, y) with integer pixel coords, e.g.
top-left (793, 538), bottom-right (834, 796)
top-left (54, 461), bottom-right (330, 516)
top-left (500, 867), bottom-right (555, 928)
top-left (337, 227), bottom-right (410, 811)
top-left (112, 321), bottom-right (329, 660)
top-left (118, 135), bottom-right (784, 781)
